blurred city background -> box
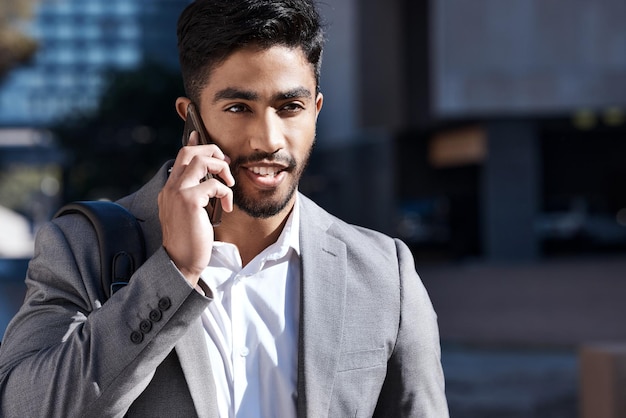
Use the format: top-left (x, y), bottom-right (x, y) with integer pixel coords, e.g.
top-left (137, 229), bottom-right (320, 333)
top-left (0, 0), bottom-right (625, 416)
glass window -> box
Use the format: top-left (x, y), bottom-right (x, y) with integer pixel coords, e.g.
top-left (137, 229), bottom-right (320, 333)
top-left (114, 2), bottom-right (136, 15)
top-left (56, 49), bottom-right (76, 64)
top-left (57, 74), bottom-right (74, 88)
top-left (84, 2), bottom-right (103, 15)
top-left (54, 1), bottom-right (72, 16)
top-left (114, 47), bottom-right (141, 67)
top-left (55, 24), bottom-right (74, 39)
top-left (119, 23), bottom-right (140, 39)
top-left (83, 23), bottom-right (101, 40)
top-left (86, 48), bottom-right (106, 65)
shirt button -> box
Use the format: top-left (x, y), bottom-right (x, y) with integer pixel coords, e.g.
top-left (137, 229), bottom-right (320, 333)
top-left (239, 347), bottom-right (249, 357)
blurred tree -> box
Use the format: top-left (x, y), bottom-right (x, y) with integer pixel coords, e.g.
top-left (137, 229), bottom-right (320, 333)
top-left (0, 0), bottom-right (38, 80)
top-left (53, 61), bottom-right (186, 201)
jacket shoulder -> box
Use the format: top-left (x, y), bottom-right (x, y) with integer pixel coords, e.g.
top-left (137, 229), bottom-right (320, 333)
top-left (299, 193), bottom-right (401, 262)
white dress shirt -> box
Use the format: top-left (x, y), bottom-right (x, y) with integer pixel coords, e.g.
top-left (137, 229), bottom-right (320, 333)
top-left (199, 199), bottom-right (301, 418)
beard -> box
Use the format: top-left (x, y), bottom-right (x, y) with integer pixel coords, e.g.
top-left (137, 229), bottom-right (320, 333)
top-left (230, 146), bottom-right (313, 219)
top-left (232, 179), bottom-right (298, 219)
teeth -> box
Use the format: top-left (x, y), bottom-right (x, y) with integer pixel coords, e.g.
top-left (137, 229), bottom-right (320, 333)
top-left (250, 166), bottom-right (278, 177)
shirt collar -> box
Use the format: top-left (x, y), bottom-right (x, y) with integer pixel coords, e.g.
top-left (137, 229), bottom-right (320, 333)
top-left (211, 194), bottom-right (301, 263)
top-left (265, 193), bottom-right (301, 260)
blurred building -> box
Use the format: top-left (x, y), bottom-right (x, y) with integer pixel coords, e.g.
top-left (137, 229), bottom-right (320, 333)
top-left (0, 128), bottom-right (65, 240)
top-left (310, 0), bottom-right (626, 262)
top-left (0, 0), bottom-right (188, 126)
top-left (0, 0), bottom-right (189, 259)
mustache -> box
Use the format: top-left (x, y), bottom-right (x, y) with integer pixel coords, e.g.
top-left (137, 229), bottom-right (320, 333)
top-left (230, 151), bottom-right (297, 170)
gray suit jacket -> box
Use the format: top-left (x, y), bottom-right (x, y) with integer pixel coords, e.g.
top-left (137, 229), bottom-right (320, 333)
top-left (0, 162), bottom-right (448, 417)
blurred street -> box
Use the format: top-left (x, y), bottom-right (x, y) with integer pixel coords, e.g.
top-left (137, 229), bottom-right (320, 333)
top-left (420, 256), bottom-right (626, 346)
top-left (442, 346), bottom-right (577, 418)
top-left (420, 255), bottom-right (626, 417)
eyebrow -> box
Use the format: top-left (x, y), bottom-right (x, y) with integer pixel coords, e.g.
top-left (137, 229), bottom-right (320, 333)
top-left (275, 87), bottom-right (312, 101)
top-left (213, 87), bottom-right (312, 104)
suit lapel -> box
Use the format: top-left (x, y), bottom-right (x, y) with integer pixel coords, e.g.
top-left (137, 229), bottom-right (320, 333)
top-left (175, 319), bottom-right (219, 418)
top-left (297, 196), bottom-right (348, 417)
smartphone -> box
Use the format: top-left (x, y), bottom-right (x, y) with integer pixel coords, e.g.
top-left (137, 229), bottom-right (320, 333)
top-left (182, 102), bottom-right (223, 226)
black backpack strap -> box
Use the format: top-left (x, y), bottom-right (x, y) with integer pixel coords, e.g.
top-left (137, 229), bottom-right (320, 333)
top-left (54, 201), bottom-right (146, 300)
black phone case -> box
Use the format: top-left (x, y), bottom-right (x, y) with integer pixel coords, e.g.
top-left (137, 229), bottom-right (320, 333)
top-left (183, 102), bottom-right (223, 226)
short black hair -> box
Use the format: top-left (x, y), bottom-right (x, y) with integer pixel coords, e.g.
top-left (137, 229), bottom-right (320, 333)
top-left (177, 0), bottom-right (325, 103)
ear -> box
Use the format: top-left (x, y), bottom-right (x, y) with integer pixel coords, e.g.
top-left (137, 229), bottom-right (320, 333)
top-left (315, 92), bottom-right (323, 117)
top-left (175, 97), bottom-right (192, 120)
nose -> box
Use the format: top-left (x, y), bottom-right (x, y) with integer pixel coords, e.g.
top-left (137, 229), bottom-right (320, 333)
top-left (248, 110), bottom-right (286, 154)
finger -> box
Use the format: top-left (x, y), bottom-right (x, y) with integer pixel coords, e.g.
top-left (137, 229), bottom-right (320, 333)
top-left (185, 132), bottom-right (227, 161)
top-left (187, 130), bottom-right (200, 146)
top-left (210, 181), bottom-right (234, 213)
top-left (180, 155), bottom-right (234, 188)
top-left (186, 180), bottom-right (232, 210)
top-left (169, 143), bottom-right (228, 180)
top-left (208, 158), bottom-right (235, 187)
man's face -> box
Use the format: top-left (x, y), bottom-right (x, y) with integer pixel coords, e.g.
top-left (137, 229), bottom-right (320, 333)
top-left (195, 45), bottom-right (323, 219)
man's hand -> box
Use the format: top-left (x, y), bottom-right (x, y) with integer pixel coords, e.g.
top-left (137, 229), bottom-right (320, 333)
top-left (158, 132), bottom-right (235, 286)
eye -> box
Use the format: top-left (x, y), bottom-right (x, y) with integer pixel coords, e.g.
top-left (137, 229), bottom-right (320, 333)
top-left (279, 102), bottom-right (305, 114)
top-left (225, 104), bottom-right (249, 113)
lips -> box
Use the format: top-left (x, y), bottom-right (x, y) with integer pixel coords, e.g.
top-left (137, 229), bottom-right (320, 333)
top-left (248, 165), bottom-right (282, 177)
top-left (243, 163), bottom-right (289, 188)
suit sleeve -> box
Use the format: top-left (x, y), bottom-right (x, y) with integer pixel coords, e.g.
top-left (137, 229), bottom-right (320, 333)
top-left (374, 239), bottom-right (449, 417)
top-left (0, 215), bottom-right (210, 417)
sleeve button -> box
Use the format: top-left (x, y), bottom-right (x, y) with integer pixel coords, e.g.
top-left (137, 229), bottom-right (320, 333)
top-left (130, 331), bottom-right (143, 344)
top-left (158, 297), bottom-right (172, 311)
top-left (139, 319), bottom-right (152, 333)
top-left (149, 308), bottom-right (163, 322)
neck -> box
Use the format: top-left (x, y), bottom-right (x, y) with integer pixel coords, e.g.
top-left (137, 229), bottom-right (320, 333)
top-left (214, 200), bottom-right (295, 266)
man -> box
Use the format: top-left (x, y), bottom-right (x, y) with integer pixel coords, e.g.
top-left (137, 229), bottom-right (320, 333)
top-left (0, 0), bottom-right (448, 416)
